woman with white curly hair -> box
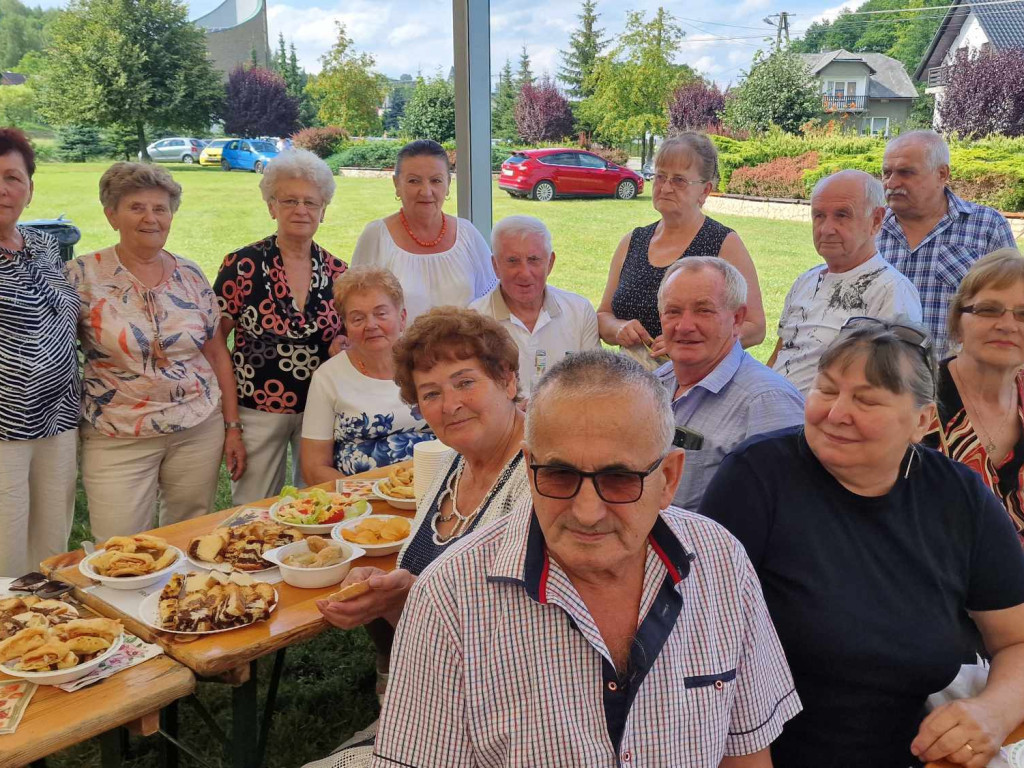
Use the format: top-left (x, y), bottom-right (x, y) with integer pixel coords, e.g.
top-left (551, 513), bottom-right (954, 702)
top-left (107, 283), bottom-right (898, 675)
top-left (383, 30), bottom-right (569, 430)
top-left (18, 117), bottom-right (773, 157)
top-left (214, 148), bottom-right (348, 504)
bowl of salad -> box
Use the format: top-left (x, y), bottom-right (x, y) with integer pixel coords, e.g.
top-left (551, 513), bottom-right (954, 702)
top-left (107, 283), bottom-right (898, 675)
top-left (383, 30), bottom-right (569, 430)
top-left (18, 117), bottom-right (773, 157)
top-left (269, 487), bottom-right (373, 534)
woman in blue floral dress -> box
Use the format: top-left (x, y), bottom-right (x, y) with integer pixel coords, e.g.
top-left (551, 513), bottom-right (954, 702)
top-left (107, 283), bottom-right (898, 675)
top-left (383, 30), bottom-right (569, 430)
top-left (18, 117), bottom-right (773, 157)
top-left (300, 266), bottom-right (433, 481)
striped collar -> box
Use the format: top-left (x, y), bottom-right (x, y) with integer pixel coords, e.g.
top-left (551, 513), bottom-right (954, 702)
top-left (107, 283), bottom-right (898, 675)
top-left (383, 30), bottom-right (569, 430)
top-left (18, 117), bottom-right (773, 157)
top-left (486, 502), bottom-right (694, 604)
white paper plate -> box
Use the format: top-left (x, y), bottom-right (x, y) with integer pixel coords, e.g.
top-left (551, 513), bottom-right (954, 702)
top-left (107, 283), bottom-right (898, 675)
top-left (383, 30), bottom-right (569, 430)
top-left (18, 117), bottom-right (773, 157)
top-left (372, 480), bottom-right (417, 510)
top-left (79, 547), bottom-right (185, 590)
top-left (136, 588), bottom-right (278, 636)
top-left (268, 495), bottom-right (372, 534)
top-left (1, 633), bottom-right (124, 686)
top-left (331, 515), bottom-right (412, 557)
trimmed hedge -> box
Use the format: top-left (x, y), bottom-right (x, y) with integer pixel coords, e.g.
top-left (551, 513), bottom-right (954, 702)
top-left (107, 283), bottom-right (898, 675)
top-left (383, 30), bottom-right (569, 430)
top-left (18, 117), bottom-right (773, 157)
top-left (711, 131), bottom-right (1024, 211)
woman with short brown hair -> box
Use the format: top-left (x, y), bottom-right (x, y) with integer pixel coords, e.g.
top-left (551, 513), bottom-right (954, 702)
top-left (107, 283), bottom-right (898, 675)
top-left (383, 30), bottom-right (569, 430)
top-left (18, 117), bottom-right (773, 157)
top-left (0, 128), bottom-right (81, 574)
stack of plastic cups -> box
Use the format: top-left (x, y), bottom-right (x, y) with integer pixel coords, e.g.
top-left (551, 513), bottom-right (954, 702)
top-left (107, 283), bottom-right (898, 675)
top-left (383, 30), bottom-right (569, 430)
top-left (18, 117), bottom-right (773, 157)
top-left (413, 440), bottom-right (454, 501)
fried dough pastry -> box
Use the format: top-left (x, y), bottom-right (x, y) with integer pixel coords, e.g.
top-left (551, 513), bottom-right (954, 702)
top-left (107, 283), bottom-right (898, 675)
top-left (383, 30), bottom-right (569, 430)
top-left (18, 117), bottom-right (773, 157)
top-left (0, 627), bottom-right (48, 663)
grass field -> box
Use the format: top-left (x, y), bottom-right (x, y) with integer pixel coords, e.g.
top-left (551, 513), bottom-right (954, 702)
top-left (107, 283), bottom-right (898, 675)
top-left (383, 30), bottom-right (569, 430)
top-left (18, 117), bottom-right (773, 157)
top-left (31, 161), bottom-right (820, 767)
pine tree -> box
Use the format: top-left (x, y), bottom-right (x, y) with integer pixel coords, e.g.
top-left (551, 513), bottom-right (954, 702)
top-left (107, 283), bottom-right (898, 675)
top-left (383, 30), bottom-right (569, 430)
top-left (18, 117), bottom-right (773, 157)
top-left (558, 0), bottom-right (607, 99)
top-left (492, 58), bottom-right (518, 142)
top-left (273, 32), bottom-right (288, 74)
top-left (516, 45), bottom-right (534, 88)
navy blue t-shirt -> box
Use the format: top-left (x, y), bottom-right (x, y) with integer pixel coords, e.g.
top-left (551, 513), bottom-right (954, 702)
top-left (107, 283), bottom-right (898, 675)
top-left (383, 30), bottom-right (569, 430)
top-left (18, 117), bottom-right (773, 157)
top-left (698, 426), bottom-right (1024, 768)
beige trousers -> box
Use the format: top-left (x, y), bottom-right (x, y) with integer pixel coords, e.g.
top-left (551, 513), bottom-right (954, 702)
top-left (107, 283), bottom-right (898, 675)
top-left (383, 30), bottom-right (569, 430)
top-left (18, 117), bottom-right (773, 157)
top-left (0, 429), bottom-right (77, 575)
top-left (230, 407), bottom-right (305, 506)
top-left (82, 413), bottom-right (224, 542)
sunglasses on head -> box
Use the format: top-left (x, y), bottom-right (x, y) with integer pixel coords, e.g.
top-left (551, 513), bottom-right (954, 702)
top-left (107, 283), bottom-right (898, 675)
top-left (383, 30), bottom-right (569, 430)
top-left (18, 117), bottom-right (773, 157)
top-left (9, 572), bottom-right (74, 599)
top-left (841, 316), bottom-right (932, 352)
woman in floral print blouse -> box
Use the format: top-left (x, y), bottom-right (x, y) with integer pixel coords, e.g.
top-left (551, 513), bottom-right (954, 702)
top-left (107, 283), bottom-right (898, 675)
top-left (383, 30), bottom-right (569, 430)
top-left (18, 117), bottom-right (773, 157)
top-left (214, 149), bottom-right (347, 504)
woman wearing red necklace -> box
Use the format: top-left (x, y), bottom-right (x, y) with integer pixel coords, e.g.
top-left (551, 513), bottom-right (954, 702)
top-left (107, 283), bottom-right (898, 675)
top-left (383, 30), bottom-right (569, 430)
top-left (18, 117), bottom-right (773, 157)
top-left (350, 140), bottom-right (495, 322)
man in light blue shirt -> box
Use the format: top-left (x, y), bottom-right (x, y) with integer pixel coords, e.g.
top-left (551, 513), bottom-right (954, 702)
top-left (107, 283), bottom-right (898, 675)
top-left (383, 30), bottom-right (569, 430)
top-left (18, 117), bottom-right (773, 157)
top-left (656, 257), bottom-right (805, 510)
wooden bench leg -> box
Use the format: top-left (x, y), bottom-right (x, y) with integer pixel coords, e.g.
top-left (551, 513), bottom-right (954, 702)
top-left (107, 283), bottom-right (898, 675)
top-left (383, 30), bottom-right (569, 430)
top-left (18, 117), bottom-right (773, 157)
top-left (99, 728), bottom-right (123, 768)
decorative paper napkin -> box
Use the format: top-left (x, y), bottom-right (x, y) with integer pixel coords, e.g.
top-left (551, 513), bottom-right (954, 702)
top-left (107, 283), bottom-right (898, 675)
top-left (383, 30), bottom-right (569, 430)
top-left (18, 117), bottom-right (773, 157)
top-left (57, 634), bottom-right (163, 692)
top-left (0, 681), bottom-right (36, 735)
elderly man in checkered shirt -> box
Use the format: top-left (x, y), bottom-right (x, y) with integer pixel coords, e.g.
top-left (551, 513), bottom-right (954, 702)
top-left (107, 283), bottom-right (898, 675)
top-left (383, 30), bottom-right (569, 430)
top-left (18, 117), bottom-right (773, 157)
top-left (371, 350), bottom-right (801, 768)
top-left (878, 129), bottom-right (1017, 358)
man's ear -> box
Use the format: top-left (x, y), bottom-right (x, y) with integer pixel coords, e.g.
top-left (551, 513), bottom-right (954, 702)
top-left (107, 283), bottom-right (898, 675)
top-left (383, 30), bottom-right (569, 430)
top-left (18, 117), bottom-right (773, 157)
top-left (547, 251), bottom-right (556, 276)
top-left (658, 448), bottom-right (685, 509)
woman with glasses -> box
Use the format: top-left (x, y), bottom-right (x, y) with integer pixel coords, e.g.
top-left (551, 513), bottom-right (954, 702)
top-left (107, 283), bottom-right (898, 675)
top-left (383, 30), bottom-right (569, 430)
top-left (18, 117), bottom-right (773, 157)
top-left (66, 163), bottom-right (245, 541)
top-left (307, 307), bottom-right (528, 768)
top-left (300, 267), bottom-right (433, 483)
top-left (699, 318), bottom-right (1024, 768)
top-left (213, 149), bottom-right (347, 504)
top-left (924, 249), bottom-right (1024, 545)
top-left (596, 132), bottom-right (766, 369)
top-left (350, 139), bottom-right (495, 323)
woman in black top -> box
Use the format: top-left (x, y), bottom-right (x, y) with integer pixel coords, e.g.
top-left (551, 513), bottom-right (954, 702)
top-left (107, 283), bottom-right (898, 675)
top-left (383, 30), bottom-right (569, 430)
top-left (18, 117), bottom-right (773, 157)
top-left (597, 132), bottom-right (765, 369)
top-left (699, 318), bottom-right (1024, 768)
top-left (0, 128), bottom-right (81, 575)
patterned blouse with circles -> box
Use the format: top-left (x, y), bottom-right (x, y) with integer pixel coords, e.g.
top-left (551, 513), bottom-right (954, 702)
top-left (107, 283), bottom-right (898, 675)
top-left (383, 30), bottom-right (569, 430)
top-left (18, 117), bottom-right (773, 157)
top-left (213, 235), bottom-right (347, 414)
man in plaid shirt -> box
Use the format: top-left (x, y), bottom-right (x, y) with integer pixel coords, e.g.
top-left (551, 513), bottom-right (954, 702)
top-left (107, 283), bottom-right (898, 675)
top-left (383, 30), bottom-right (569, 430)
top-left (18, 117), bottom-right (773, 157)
top-left (372, 351), bottom-right (800, 768)
top-left (878, 130), bottom-right (1016, 357)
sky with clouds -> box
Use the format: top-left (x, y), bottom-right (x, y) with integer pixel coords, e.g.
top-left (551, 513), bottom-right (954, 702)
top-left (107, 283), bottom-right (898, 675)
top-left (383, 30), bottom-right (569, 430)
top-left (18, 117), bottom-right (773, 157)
top-left (30, 0), bottom-right (862, 88)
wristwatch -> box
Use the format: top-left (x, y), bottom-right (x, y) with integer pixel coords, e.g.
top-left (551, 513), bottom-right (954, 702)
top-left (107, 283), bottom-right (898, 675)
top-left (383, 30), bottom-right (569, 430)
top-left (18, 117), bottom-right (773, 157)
top-left (224, 421), bottom-right (244, 432)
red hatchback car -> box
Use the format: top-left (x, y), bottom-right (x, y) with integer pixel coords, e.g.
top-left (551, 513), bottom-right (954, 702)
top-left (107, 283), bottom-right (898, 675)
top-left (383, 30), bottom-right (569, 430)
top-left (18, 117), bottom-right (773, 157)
top-left (499, 148), bottom-right (644, 202)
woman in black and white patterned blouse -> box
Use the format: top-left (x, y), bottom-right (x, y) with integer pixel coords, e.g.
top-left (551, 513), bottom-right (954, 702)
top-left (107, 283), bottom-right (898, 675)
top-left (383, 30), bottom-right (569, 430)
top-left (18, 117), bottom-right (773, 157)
top-left (0, 128), bottom-right (82, 575)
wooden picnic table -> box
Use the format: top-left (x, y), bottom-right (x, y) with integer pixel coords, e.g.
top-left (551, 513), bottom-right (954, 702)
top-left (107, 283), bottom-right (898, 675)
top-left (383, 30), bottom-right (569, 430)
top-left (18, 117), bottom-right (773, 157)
top-left (0, 655), bottom-right (194, 768)
top-left (49, 462), bottom-right (410, 679)
top-left (926, 722), bottom-right (1024, 767)
top-left (44, 461), bottom-right (414, 768)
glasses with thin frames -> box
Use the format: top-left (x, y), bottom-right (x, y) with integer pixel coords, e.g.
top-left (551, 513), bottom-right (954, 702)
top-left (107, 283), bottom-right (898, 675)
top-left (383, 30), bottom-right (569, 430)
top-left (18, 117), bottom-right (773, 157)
top-left (653, 173), bottom-right (707, 189)
top-left (961, 303), bottom-right (1024, 323)
top-left (273, 197), bottom-right (324, 212)
top-left (529, 456), bottom-right (666, 504)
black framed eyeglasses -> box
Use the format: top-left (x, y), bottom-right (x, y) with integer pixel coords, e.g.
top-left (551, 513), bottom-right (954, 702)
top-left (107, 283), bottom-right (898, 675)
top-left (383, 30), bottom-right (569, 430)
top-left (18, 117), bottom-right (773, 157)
top-left (9, 572), bottom-right (74, 599)
top-left (529, 456), bottom-right (666, 504)
top-left (961, 303), bottom-right (1024, 323)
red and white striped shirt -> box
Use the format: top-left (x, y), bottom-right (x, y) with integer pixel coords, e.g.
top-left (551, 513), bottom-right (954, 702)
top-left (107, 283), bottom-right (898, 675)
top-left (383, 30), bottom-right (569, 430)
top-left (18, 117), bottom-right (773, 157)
top-left (371, 501), bottom-right (801, 768)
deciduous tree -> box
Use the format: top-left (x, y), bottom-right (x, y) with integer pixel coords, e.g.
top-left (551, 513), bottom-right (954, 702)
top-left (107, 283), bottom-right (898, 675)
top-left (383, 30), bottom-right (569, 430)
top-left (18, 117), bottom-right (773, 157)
top-left (306, 22), bottom-right (385, 136)
top-left (225, 66), bottom-right (299, 138)
top-left (38, 0), bottom-right (222, 160)
top-left (401, 74), bottom-right (456, 143)
top-left (721, 48), bottom-right (820, 135)
top-left (580, 7), bottom-right (694, 164)
top-left (514, 78), bottom-right (574, 143)
top-left (937, 48), bottom-right (1024, 138)
top-left (668, 80), bottom-right (725, 133)
top-left (558, 0), bottom-right (608, 99)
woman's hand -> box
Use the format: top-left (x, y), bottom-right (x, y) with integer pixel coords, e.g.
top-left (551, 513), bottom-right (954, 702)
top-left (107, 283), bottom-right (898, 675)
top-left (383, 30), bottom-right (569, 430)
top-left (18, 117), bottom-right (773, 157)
top-left (911, 697), bottom-right (1012, 767)
top-left (329, 335), bottom-right (349, 356)
top-left (315, 567), bottom-right (416, 630)
top-left (614, 319), bottom-right (653, 349)
top-left (224, 428), bottom-right (247, 481)
top-left (648, 334), bottom-right (668, 359)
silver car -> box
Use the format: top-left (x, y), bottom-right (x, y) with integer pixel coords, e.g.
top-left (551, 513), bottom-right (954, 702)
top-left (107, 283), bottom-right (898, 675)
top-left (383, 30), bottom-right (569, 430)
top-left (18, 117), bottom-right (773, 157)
top-left (139, 137), bottom-right (206, 164)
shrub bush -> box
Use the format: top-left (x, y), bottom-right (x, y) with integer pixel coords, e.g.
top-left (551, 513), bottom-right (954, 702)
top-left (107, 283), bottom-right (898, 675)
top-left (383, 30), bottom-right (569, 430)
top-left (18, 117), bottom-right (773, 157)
top-left (293, 126), bottom-right (349, 158)
top-left (56, 126), bottom-right (112, 162)
top-left (726, 152), bottom-right (820, 199)
top-left (588, 145), bottom-right (629, 166)
top-left (325, 140), bottom-right (404, 171)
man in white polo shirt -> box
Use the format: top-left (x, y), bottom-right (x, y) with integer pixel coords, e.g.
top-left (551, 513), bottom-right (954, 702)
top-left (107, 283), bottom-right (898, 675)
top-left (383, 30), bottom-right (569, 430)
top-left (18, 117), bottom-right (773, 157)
top-left (469, 215), bottom-right (600, 398)
top-left (372, 351), bottom-right (801, 768)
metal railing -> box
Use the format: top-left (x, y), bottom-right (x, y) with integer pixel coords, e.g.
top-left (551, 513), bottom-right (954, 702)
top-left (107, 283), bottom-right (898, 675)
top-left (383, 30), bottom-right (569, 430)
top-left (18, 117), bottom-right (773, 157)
top-left (822, 94), bottom-right (867, 111)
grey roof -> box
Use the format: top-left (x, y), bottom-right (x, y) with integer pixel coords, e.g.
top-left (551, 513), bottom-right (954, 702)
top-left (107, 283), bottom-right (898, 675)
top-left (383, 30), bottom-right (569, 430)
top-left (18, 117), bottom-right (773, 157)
top-left (1, 72), bottom-right (26, 86)
top-left (915, 0), bottom-right (1024, 79)
top-left (799, 50), bottom-right (918, 99)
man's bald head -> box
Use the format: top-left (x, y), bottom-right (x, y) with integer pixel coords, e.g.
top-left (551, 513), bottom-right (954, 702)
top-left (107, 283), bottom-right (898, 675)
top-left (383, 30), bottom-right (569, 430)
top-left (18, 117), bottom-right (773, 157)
top-left (811, 169), bottom-right (885, 216)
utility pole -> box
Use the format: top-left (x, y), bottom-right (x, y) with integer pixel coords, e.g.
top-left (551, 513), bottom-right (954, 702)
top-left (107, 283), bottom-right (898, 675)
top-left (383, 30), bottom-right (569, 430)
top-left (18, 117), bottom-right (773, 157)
top-left (763, 12), bottom-right (791, 50)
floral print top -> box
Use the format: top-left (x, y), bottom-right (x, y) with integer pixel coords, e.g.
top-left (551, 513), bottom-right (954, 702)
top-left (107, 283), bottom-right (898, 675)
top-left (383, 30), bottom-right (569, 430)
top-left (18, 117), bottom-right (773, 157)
top-left (65, 247), bottom-right (221, 438)
top-left (213, 235), bottom-right (347, 413)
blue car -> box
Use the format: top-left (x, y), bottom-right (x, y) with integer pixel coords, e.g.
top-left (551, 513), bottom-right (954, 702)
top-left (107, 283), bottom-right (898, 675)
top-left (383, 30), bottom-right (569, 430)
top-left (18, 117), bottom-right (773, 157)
top-left (220, 139), bottom-right (279, 173)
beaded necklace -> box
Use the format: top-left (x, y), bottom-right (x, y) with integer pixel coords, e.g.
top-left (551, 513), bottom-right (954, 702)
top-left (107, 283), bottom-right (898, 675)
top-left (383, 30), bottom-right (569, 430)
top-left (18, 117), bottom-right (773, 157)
top-left (399, 209), bottom-right (447, 248)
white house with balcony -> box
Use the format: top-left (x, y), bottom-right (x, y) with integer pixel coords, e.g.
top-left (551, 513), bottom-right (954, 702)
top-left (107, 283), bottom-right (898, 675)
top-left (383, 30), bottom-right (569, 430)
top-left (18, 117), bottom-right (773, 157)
top-left (914, 0), bottom-right (1024, 127)
top-left (798, 50), bottom-right (918, 137)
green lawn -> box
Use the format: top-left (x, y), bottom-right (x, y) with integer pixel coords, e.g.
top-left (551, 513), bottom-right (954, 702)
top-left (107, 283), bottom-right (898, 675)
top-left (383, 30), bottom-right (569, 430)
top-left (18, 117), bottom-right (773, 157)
top-left (32, 161), bottom-right (820, 767)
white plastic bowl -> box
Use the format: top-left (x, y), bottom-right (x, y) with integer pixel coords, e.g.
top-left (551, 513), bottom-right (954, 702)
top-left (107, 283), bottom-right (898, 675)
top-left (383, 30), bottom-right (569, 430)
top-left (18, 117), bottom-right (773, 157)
top-left (79, 546), bottom-right (184, 590)
top-left (1, 633), bottom-right (123, 686)
top-left (331, 515), bottom-right (412, 557)
top-left (260, 540), bottom-right (365, 589)
top-left (269, 495), bottom-right (372, 534)
top-left (372, 479), bottom-right (417, 510)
